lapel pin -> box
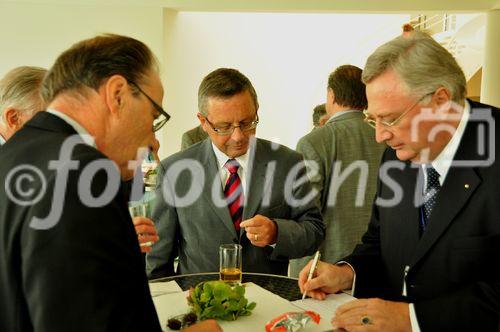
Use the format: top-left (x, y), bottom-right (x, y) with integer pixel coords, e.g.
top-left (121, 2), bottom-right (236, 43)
top-left (464, 184), bottom-right (469, 189)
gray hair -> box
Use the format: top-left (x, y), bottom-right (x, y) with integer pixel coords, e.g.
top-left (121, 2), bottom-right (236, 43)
top-left (0, 66), bottom-right (47, 122)
top-left (362, 31), bottom-right (466, 103)
top-left (198, 68), bottom-right (259, 116)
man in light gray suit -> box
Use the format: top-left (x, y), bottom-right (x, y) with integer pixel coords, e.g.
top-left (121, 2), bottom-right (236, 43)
top-left (181, 124), bottom-right (208, 150)
top-left (147, 68), bottom-right (324, 278)
top-left (290, 65), bottom-right (385, 277)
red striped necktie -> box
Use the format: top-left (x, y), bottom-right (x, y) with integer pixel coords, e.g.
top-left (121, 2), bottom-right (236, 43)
top-left (224, 159), bottom-right (244, 232)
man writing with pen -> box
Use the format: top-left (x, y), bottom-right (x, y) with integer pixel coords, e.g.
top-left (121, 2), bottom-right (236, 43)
top-left (299, 32), bottom-right (500, 331)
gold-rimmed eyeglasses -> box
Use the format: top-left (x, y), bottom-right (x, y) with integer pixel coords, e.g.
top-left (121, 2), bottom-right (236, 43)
top-left (129, 81), bottom-right (171, 132)
top-left (203, 114), bottom-right (259, 136)
top-left (363, 92), bottom-right (433, 129)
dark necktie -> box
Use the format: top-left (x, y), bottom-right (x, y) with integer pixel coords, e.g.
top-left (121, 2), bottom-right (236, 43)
top-left (421, 166), bottom-right (441, 231)
top-left (224, 159), bottom-right (244, 232)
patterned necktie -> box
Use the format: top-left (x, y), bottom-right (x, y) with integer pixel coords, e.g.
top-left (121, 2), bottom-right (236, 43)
top-left (224, 159), bottom-right (244, 232)
top-left (422, 166), bottom-right (441, 231)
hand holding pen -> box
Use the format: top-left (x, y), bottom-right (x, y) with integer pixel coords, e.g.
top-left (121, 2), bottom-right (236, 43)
top-left (298, 257), bottom-right (355, 301)
top-left (302, 251), bottom-right (320, 299)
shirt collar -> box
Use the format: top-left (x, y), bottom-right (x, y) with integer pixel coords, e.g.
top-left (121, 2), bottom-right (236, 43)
top-left (0, 134), bottom-right (5, 146)
top-left (326, 109), bottom-right (360, 123)
top-left (211, 142), bottom-right (249, 172)
top-left (46, 108), bottom-right (96, 147)
top-left (422, 100), bottom-right (471, 184)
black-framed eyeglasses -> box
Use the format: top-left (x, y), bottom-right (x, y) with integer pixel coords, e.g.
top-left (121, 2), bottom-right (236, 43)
top-left (363, 92), bottom-right (434, 129)
top-left (129, 81), bottom-right (171, 132)
top-left (203, 114), bottom-right (259, 136)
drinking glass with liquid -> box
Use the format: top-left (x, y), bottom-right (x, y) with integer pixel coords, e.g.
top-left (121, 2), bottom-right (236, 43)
top-left (128, 202), bottom-right (155, 249)
top-left (219, 244), bottom-right (242, 285)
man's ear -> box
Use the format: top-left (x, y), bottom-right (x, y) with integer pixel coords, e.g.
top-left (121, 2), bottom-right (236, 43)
top-left (328, 88), bottom-right (336, 104)
top-left (433, 87), bottom-right (452, 107)
top-left (197, 112), bottom-right (208, 133)
top-left (103, 75), bottom-right (128, 115)
top-left (3, 107), bottom-right (21, 130)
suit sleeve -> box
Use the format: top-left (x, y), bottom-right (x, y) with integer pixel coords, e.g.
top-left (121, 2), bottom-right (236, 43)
top-left (296, 135), bottom-right (330, 205)
top-left (269, 144), bottom-right (325, 260)
top-left (146, 162), bottom-right (179, 278)
top-left (20, 155), bottom-right (161, 332)
top-left (288, 136), bottom-right (330, 276)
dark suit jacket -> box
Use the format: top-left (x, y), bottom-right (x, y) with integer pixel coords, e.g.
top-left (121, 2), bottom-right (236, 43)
top-left (345, 100), bottom-right (500, 331)
top-left (147, 138), bottom-right (325, 278)
top-left (0, 112), bottom-right (161, 332)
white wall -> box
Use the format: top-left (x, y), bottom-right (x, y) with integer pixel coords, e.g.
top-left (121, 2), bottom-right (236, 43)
top-left (161, 11), bottom-right (409, 155)
top-left (0, 4), bottom-right (410, 157)
top-left (0, 1), bottom-right (167, 155)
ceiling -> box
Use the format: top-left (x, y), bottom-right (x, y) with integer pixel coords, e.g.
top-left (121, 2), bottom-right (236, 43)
top-left (4, 0), bottom-right (500, 12)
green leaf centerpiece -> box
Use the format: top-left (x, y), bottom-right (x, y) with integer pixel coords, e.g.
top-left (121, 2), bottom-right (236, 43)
top-left (187, 281), bottom-right (256, 321)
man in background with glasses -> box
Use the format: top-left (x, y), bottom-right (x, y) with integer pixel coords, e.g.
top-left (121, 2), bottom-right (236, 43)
top-left (299, 31), bottom-right (500, 331)
top-left (147, 68), bottom-right (324, 278)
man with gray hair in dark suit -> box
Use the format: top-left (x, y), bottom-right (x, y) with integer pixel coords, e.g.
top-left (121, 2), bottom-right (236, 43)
top-left (300, 31), bottom-right (500, 332)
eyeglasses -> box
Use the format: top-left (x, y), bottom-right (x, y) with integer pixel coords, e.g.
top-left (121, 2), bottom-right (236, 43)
top-left (363, 92), bottom-right (433, 129)
top-left (129, 81), bottom-right (171, 132)
top-left (203, 114), bottom-right (259, 136)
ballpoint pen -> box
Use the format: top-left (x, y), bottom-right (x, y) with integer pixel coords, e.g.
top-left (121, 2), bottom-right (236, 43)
top-left (302, 250), bottom-right (321, 300)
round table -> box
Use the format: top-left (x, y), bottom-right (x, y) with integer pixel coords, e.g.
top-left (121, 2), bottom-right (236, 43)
top-left (151, 272), bottom-right (302, 301)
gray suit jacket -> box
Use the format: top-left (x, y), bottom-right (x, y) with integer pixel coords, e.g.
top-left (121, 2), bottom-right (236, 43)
top-left (289, 111), bottom-right (385, 277)
top-left (180, 125), bottom-right (208, 151)
top-left (147, 138), bottom-right (325, 278)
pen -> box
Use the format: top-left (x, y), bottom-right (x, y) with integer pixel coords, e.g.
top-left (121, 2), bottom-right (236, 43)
top-left (302, 250), bottom-right (321, 300)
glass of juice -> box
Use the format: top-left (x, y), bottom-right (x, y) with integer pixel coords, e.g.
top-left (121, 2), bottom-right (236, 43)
top-left (219, 244), bottom-right (242, 285)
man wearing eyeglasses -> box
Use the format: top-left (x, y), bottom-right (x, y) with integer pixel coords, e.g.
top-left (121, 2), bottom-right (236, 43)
top-left (0, 34), bottom-right (220, 332)
top-left (299, 32), bottom-right (500, 331)
top-left (147, 68), bottom-right (324, 278)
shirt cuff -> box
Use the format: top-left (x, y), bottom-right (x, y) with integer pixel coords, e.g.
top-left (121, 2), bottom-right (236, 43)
top-left (336, 261), bottom-right (356, 295)
top-left (409, 303), bottom-right (421, 332)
